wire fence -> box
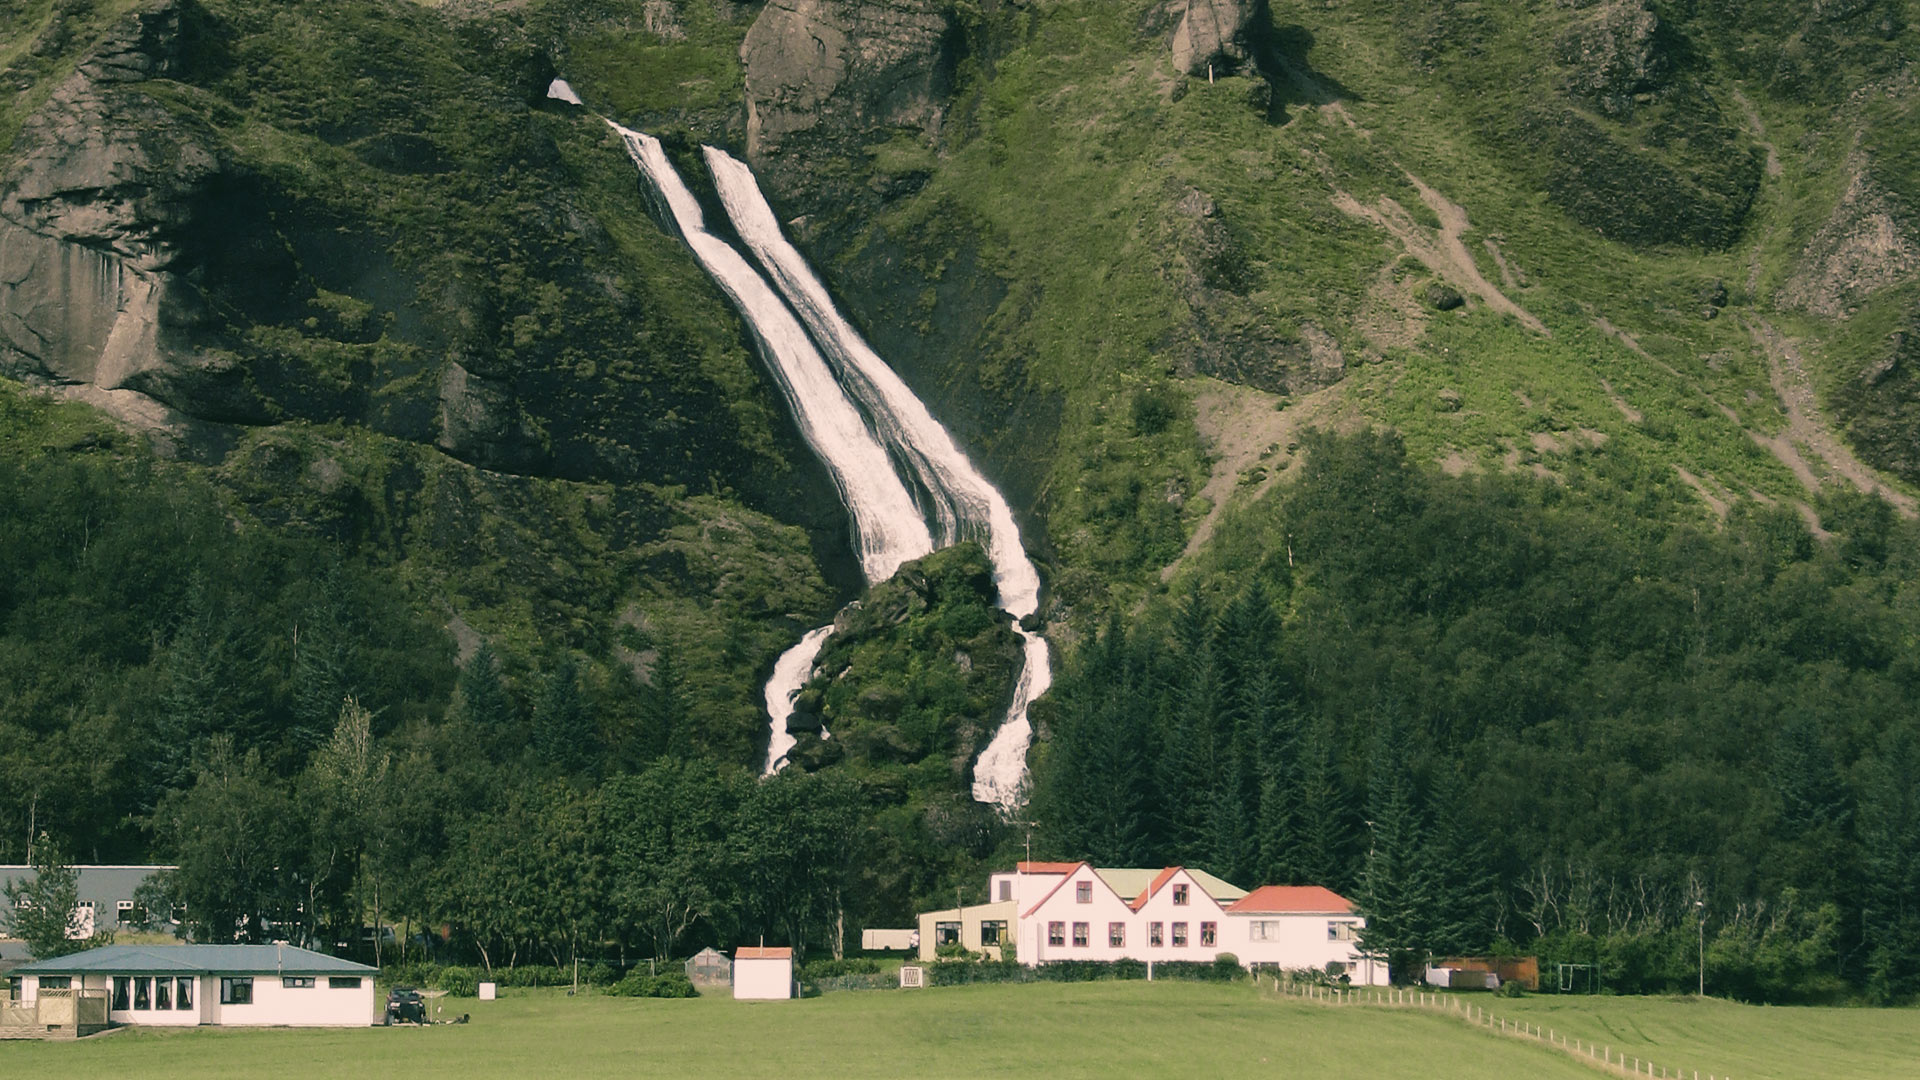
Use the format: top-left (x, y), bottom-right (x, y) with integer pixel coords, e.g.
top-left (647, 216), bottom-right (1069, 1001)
top-left (1263, 975), bottom-right (1734, 1080)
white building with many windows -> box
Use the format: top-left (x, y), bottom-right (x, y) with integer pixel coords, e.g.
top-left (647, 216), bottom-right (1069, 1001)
top-left (917, 862), bottom-right (1384, 984)
top-left (10, 944), bottom-right (377, 1028)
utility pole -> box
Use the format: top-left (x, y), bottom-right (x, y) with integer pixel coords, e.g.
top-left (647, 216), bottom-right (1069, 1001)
top-left (1695, 899), bottom-right (1705, 997)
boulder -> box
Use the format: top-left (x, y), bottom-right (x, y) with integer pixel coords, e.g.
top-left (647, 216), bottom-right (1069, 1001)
top-left (1554, 1), bottom-right (1666, 117)
top-left (1170, 0), bottom-right (1265, 78)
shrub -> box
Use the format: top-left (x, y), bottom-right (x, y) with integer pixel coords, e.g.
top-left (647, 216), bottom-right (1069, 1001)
top-left (1146, 960), bottom-right (1239, 982)
top-left (502, 965), bottom-right (567, 987)
top-left (800, 957), bottom-right (883, 980)
top-left (586, 962), bottom-right (619, 987)
top-left (608, 971), bottom-right (698, 998)
top-left (434, 966), bottom-right (479, 998)
top-left (383, 961), bottom-right (434, 989)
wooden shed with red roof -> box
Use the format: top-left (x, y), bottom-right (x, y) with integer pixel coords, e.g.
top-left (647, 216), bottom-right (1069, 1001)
top-left (731, 946), bottom-right (794, 1000)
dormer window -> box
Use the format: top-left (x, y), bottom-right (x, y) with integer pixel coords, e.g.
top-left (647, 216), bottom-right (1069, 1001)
top-left (1172, 883), bottom-right (1190, 906)
top-left (1076, 881), bottom-right (1092, 903)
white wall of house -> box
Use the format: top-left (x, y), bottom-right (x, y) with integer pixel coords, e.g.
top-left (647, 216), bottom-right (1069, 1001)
top-left (204, 974), bottom-right (375, 1026)
top-left (27, 972), bottom-right (374, 1026)
top-left (987, 867), bottom-right (1069, 912)
top-left (733, 957), bottom-right (793, 1000)
top-left (1132, 869), bottom-right (1232, 963)
top-left (1020, 864), bottom-right (1140, 965)
top-left (1227, 914), bottom-right (1385, 985)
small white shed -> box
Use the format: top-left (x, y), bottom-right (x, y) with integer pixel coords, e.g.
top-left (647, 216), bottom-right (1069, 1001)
top-left (731, 946), bottom-right (793, 1000)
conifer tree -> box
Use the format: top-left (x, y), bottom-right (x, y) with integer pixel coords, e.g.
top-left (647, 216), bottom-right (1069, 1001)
top-left (532, 656), bottom-right (599, 774)
top-left (1356, 719), bottom-right (1434, 981)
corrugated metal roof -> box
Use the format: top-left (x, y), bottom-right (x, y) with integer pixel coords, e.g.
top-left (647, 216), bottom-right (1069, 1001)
top-left (14, 944), bottom-right (376, 976)
top-left (1091, 867), bottom-right (1248, 903)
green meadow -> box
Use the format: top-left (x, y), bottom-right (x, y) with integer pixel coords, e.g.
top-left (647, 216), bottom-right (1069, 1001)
top-left (9, 983), bottom-right (1916, 1079)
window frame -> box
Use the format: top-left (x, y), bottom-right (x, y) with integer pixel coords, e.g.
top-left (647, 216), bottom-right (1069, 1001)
top-left (1071, 921), bottom-right (1090, 948)
top-left (979, 921), bottom-right (1006, 947)
top-left (1108, 922), bottom-right (1126, 948)
top-left (133, 976), bottom-right (152, 1010)
top-left (220, 977), bottom-right (254, 1005)
top-left (1075, 881), bottom-right (1093, 904)
top-left (111, 976), bottom-right (129, 1010)
top-left (934, 921), bottom-right (962, 947)
top-left (38, 975), bottom-right (72, 991)
top-left (1201, 921), bottom-right (1217, 947)
top-left (1172, 921), bottom-right (1189, 947)
top-left (1047, 921), bottom-right (1066, 947)
top-left (1149, 921), bottom-right (1164, 947)
top-left (282, 976), bottom-right (316, 989)
top-left (1172, 883), bottom-right (1190, 906)
top-left (1328, 921), bottom-right (1358, 941)
top-left (155, 976), bottom-right (172, 1010)
top-left (175, 976), bottom-right (194, 1010)
top-left (1250, 919), bottom-right (1279, 942)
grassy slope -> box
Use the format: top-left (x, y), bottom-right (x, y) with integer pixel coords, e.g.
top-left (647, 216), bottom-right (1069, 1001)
top-left (4, 983), bottom-right (1613, 1079)
top-left (834, 0), bottom-right (1920, 612)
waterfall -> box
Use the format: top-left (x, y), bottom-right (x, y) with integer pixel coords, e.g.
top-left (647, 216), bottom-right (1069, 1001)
top-left (607, 118), bottom-right (1048, 807)
top-left (610, 124), bottom-right (934, 584)
top-left (702, 147), bottom-right (1050, 809)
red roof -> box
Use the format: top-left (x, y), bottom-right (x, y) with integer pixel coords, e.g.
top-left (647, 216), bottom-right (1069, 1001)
top-left (1130, 867), bottom-right (1183, 911)
top-left (1016, 861), bottom-right (1081, 874)
top-left (733, 946), bottom-right (793, 960)
top-left (1227, 885), bottom-right (1355, 914)
top-left (1020, 862), bottom-right (1096, 918)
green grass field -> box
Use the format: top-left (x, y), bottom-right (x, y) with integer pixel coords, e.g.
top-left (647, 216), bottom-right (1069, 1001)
top-left (1492, 993), bottom-right (1920, 1080)
top-left (11, 982), bottom-right (1916, 1079)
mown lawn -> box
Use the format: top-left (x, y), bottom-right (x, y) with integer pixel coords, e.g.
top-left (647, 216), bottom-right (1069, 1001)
top-left (1490, 992), bottom-right (1920, 1080)
top-left (3, 982), bottom-right (1595, 1079)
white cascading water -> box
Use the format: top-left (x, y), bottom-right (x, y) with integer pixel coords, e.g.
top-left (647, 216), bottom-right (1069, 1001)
top-left (609, 124), bottom-right (934, 584)
top-left (577, 77), bottom-right (1049, 802)
top-left (702, 148), bottom-right (1050, 809)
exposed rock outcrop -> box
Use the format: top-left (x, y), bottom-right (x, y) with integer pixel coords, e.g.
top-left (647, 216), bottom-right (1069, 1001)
top-left (1778, 153), bottom-right (1916, 320)
top-left (1170, 0), bottom-right (1265, 78)
top-left (1554, 0), bottom-right (1666, 117)
top-left (0, 0), bottom-right (242, 430)
top-left (741, 0), bottom-right (959, 202)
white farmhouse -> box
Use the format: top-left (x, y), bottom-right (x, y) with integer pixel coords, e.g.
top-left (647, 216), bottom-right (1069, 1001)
top-left (917, 862), bottom-right (1386, 984)
top-left (9, 944), bottom-right (377, 1030)
top-left (730, 946), bottom-right (794, 1000)
top-left (1225, 885), bottom-right (1383, 985)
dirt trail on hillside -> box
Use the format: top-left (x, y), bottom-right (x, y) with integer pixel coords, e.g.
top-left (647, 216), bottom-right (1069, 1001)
top-left (1159, 378), bottom-right (1349, 583)
top-left (1745, 317), bottom-right (1917, 516)
top-left (1333, 176), bottom-right (1548, 335)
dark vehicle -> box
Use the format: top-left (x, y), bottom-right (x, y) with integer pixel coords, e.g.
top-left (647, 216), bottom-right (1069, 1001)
top-left (385, 987), bottom-right (425, 1025)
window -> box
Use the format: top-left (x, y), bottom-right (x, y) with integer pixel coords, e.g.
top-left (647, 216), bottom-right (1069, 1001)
top-left (1048, 921), bottom-right (1066, 947)
top-left (1149, 922), bottom-right (1164, 947)
top-left (934, 921), bottom-right (962, 947)
top-left (1071, 922), bottom-right (1090, 947)
top-left (1172, 922), bottom-right (1189, 947)
top-left (155, 977), bottom-right (171, 1010)
top-left (1109, 922), bottom-right (1126, 948)
top-left (283, 976), bottom-right (315, 989)
top-left (116, 899), bottom-right (134, 912)
top-left (980, 921), bottom-right (1006, 947)
top-left (1172, 884), bottom-right (1190, 906)
top-left (39, 975), bottom-right (71, 991)
top-left (1249, 920), bottom-right (1280, 941)
top-left (220, 977), bottom-right (253, 1005)
top-left (175, 977), bottom-right (194, 1009)
top-left (112, 977), bottom-right (129, 1010)
top-left (998, 880), bottom-right (1012, 901)
top-left (6, 976), bottom-right (19, 1001)
top-left (1328, 921), bottom-right (1358, 941)
top-left (1201, 922), bottom-right (1217, 947)
top-left (1076, 881), bottom-right (1092, 904)
top-left (134, 977), bottom-right (151, 1010)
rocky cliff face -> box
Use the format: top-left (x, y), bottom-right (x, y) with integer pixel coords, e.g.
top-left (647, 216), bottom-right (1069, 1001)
top-left (0, 0), bottom-right (248, 438)
top-left (740, 0), bottom-right (959, 202)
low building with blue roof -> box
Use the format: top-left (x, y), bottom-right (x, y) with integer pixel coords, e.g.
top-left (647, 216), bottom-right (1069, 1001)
top-left (7, 943), bottom-right (376, 1032)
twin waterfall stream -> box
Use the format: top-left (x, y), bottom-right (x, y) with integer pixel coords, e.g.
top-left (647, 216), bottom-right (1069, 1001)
top-left (552, 80), bottom-right (1049, 808)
